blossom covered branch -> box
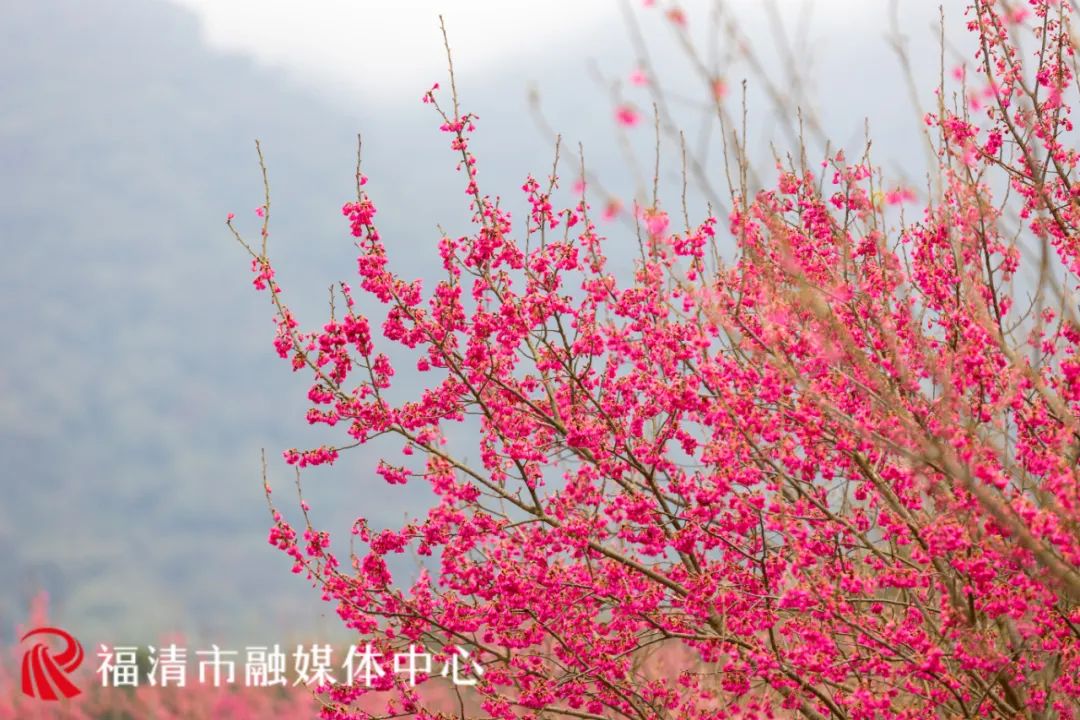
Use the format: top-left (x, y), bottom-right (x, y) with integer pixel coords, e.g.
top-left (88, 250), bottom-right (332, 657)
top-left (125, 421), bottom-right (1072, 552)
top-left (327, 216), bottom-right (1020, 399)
top-left (231, 2), bottom-right (1080, 718)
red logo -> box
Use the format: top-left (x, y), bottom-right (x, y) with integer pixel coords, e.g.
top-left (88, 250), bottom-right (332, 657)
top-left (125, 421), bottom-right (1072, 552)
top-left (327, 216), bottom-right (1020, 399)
top-left (20, 627), bottom-right (84, 700)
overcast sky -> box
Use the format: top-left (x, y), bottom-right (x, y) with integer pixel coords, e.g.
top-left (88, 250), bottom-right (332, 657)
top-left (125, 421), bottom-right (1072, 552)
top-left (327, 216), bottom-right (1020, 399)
top-left (170, 0), bottom-right (617, 100)
top-left (168, 1), bottom-right (892, 105)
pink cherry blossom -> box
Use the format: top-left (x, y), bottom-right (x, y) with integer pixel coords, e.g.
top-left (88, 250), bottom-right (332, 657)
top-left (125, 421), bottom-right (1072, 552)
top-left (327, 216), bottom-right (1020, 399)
top-left (615, 104), bottom-right (641, 127)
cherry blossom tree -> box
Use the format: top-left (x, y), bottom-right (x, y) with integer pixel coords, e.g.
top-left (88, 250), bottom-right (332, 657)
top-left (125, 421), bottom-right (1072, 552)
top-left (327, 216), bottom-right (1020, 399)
top-left (231, 2), bottom-right (1080, 718)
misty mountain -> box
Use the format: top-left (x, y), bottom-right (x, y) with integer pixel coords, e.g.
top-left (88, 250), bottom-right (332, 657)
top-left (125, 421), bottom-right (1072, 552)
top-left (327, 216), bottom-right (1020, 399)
top-left (0, 0), bottom-right (465, 644)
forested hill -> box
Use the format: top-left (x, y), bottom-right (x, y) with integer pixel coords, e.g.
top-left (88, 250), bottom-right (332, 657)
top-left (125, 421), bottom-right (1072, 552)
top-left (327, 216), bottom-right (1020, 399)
top-left (0, 0), bottom-right (441, 643)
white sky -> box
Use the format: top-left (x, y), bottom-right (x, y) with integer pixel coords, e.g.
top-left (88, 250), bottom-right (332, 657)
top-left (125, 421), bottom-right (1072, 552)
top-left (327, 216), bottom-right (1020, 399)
top-left (168, 0), bottom-right (928, 179)
top-left (168, 1), bottom-right (889, 105)
top-left (170, 0), bottom-right (619, 101)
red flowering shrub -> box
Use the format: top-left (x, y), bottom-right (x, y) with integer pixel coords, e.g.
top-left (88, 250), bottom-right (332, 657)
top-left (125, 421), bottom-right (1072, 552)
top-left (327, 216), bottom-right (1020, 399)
top-left (233, 2), bottom-right (1080, 718)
